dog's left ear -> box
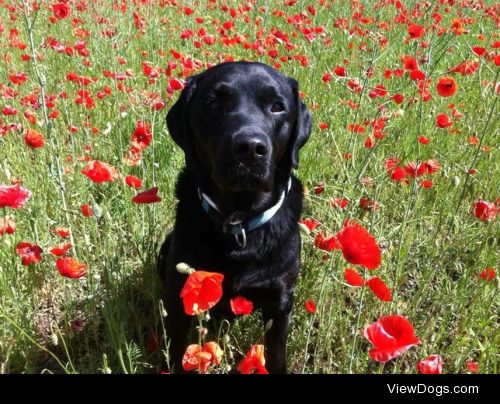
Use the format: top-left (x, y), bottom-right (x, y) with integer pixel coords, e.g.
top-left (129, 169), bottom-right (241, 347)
top-left (288, 78), bottom-right (312, 169)
top-left (166, 75), bottom-right (199, 169)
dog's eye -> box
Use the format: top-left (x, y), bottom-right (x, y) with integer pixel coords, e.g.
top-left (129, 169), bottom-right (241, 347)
top-left (208, 100), bottom-right (221, 111)
top-left (270, 101), bottom-right (285, 113)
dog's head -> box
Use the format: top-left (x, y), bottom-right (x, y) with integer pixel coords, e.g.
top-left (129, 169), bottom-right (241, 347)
top-left (167, 61), bottom-right (311, 193)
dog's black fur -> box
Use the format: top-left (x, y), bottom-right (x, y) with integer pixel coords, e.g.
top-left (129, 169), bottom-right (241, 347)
top-left (158, 61), bottom-right (311, 373)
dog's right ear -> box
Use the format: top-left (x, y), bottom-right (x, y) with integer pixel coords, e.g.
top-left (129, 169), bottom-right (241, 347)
top-left (166, 75), bottom-right (198, 168)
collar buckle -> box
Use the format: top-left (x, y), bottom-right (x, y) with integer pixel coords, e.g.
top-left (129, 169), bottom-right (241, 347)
top-left (222, 222), bottom-right (247, 249)
top-left (233, 227), bottom-right (247, 249)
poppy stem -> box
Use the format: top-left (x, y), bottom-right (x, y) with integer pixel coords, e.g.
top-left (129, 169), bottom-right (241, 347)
top-left (446, 69), bottom-right (499, 238)
top-left (22, 3), bottom-right (78, 258)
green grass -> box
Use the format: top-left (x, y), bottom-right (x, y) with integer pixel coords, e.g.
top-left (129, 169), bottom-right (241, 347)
top-left (0, 0), bottom-right (498, 374)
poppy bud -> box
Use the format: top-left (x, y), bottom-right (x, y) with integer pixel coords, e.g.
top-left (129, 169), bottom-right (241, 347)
top-left (159, 300), bottom-right (168, 317)
top-left (299, 222), bottom-right (311, 235)
top-left (394, 108), bottom-right (404, 117)
top-left (176, 262), bottom-right (194, 274)
top-left (198, 327), bottom-right (208, 337)
top-left (451, 176), bottom-right (460, 187)
top-left (487, 237), bottom-right (496, 248)
top-left (103, 122), bottom-right (112, 135)
top-left (265, 319), bottom-right (273, 332)
top-left (51, 333), bottom-right (58, 346)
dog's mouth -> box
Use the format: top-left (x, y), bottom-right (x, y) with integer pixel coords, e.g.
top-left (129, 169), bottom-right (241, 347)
top-left (215, 162), bottom-right (273, 192)
top-left (226, 175), bottom-right (272, 192)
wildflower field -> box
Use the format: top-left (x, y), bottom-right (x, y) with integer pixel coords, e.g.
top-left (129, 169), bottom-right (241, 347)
top-left (0, 0), bottom-right (498, 374)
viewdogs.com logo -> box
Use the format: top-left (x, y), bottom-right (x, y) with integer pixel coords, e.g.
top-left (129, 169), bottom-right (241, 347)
top-left (387, 384), bottom-right (478, 397)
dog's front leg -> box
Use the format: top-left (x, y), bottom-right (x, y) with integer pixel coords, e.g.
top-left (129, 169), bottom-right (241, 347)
top-left (261, 292), bottom-right (294, 374)
top-left (164, 294), bottom-right (191, 372)
top-left (159, 237), bottom-right (191, 372)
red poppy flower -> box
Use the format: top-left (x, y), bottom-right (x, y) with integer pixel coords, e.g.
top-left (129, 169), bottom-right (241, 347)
top-left (422, 159), bottom-right (441, 175)
top-left (335, 220), bottom-right (381, 270)
top-left (182, 342), bottom-right (223, 373)
top-left (347, 123), bottom-right (365, 134)
top-left (420, 179), bottom-right (433, 188)
top-left (401, 55), bottom-right (419, 71)
top-left (391, 167), bottom-right (408, 182)
top-left (238, 344), bottom-right (268, 374)
top-left (125, 175), bottom-right (142, 189)
top-left (334, 66), bottom-right (346, 76)
top-left (50, 242), bottom-right (72, 257)
top-left (368, 84), bottom-right (387, 98)
top-left (393, 93), bottom-right (404, 104)
top-left (132, 187), bottom-right (162, 204)
top-left (384, 158), bottom-right (408, 182)
top-left (472, 46), bottom-right (486, 57)
top-left (404, 162), bottom-right (426, 178)
top-left (230, 296), bottom-right (254, 315)
top-left (313, 181), bottom-right (325, 195)
top-left (56, 257), bottom-right (87, 279)
top-left (364, 136), bottom-right (374, 148)
top-left (436, 113), bottom-right (452, 128)
top-left (417, 355), bottom-right (443, 374)
top-left (0, 184), bottom-right (32, 209)
top-left (131, 121), bottom-right (152, 150)
top-left (203, 341), bottom-right (223, 365)
top-left (473, 200), bottom-right (497, 221)
top-left (322, 71), bottom-right (332, 83)
top-left (169, 78), bottom-right (185, 91)
top-left (384, 157), bottom-right (401, 172)
top-left (330, 197), bottom-right (349, 209)
top-left (480, 267), bottom-right (496, 281)
top-left (16, 242), bottom-right (43, 266)
top-left (80, 204), bottom-right (94, 217)
top-left (304, 299), bottom-right (316, 314)
top-left (81, 160), bottom-right (119, 183)
top-left (449, 60), bottom-right (479, 76)
top-left (344, 268), bottom-right (364, 287)
top-left (299, 218), bottom-right (321, 233)
top-left (52, 2), bottom-right (71, 19)
top-left (2, 106), bottom-right (18, 116)
top-left (465, 359), bottom-right (479, 373)
top-left (0, 216), bottom-right (15, 236)
top-left (367, 277), bottom-right (392, 302)
top-left (359, 197), bottom-right (379, 211)
top-left (9, 71), bottom-right (28, 85)
top-left (182, 345), bottom-right (208, 373)
top-left (436, 77), bottom-right (457, 97)
top-left (314, 232), bottom-right (341, 252)
top-left (53, 226), bottom-right (70, 238)
top-left (408, 23), bottom-right (425, 39)
top-left (363, 315), bottom-right (420, 363)
top-left (124, 147), bottom-right (142, 167)
top-left (418, 135), bottom-right (430, 144)
top-left (24, 128), bottom-right (44, 148)
top-left (180, 271), bottom-right (224, 315)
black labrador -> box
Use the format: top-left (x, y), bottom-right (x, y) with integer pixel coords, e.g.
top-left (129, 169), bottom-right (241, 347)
top-left (158, 61), bottom-right (311, 373)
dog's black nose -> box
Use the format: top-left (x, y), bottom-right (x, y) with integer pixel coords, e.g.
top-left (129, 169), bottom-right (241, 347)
top-left (232, 135), bottom-right (269, 159)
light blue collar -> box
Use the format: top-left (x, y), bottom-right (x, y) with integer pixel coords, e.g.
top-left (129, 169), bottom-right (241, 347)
top-left (198, 178), bottom-right (292, 248)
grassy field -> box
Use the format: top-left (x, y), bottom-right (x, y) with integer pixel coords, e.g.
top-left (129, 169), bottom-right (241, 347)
top-left (0, 0), bottom-right (498, 374)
